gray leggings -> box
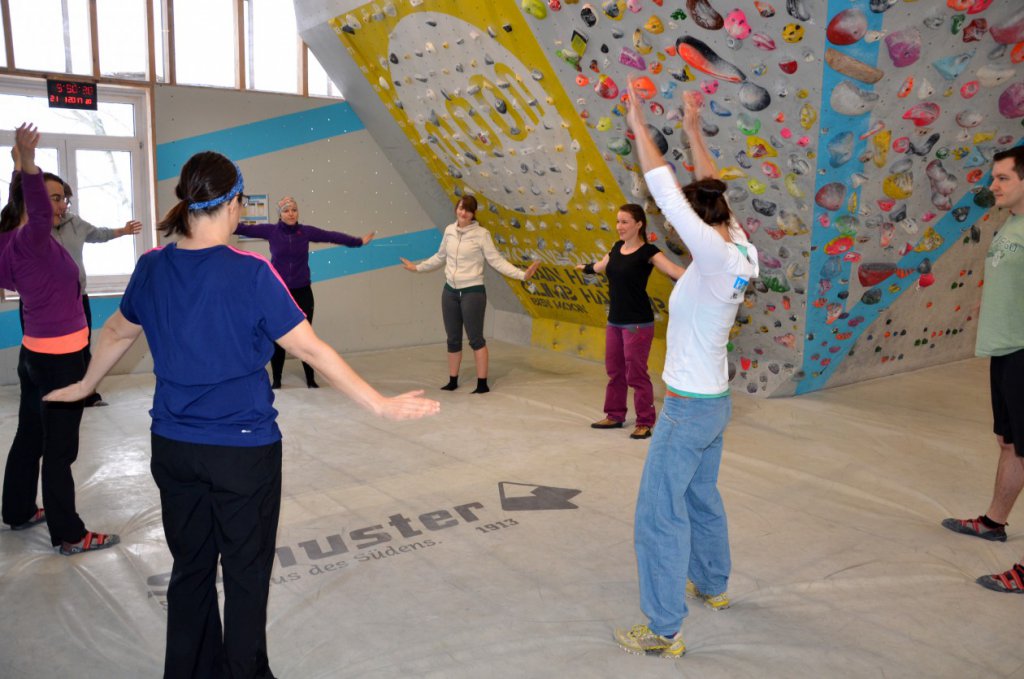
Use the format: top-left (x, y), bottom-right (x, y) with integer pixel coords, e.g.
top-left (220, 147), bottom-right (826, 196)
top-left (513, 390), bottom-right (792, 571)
top-left (442, 286), bottom-right (487, 353)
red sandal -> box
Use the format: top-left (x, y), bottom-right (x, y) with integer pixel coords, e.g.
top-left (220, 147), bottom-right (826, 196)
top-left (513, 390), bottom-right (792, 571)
top-left (59, 531), bottom-right (121, 556)
top-left (976, 563), bottom-right (1024, 594)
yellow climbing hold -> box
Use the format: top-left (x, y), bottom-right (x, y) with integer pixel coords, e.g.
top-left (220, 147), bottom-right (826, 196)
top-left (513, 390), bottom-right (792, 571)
top-left (799, 103), bottom-right (817, 130)
top-left (883, 172), bottom-right (913, 199)
top-left (719, 166), bottom-right (747, 180)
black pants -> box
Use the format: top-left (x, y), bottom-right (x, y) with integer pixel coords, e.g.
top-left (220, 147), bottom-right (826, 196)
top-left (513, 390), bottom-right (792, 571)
top-left (2, 345), bottom-right (88, 545)
top-left (151, 434), bottom-right (282, 679)
top-left (271, 285), bottom-right (315, 386)
top-left (991, 348), bottom-right (1024, 457)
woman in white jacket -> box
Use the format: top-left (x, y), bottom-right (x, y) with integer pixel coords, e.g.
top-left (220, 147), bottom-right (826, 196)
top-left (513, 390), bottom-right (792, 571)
top-left (401, 195), bottom-right (539, 393)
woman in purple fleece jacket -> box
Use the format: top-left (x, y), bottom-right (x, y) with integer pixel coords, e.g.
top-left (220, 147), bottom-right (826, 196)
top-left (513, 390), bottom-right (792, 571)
top-left (235, 196), bottom-right (374, 388)
top-left (0, 123), bottom-right (117, 555)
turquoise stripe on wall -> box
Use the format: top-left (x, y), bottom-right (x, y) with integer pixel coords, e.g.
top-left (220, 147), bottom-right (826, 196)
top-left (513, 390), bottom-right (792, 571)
top-left (156, 102), bottom-right (364, 181)
top-left (0, 229), bottom-right (441, 350)
top-left (309, 228), bottom-right (440, 283)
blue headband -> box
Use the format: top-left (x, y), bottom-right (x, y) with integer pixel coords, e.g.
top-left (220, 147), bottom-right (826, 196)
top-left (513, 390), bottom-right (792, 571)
top-left (188, 164), bottom-right (244, 211)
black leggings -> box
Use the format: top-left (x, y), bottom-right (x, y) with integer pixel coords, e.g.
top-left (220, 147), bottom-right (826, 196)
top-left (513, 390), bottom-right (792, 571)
top-left (271, 285), bottom-right (315, 385)
top-left (442, 286), bottom-right (486, 353)
top-left (2, 345), bottom-right (88, 545)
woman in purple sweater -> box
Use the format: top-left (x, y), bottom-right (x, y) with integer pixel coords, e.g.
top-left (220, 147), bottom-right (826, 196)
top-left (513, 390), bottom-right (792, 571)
top-left (235, 196), bottom-right (374, 388)
top-left (0, 123), bottom-right (117, 555)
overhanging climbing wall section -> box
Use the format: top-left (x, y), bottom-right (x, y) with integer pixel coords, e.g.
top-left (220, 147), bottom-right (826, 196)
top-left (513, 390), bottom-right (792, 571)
top-left (300, 0), bottom-right (1024, 397)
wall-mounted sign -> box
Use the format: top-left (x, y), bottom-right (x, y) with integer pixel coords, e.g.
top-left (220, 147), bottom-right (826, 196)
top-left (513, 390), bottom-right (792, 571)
top-left (240, 194), bottom-right (270, 225)
top-left (46, 79), bottom-right (98, 110)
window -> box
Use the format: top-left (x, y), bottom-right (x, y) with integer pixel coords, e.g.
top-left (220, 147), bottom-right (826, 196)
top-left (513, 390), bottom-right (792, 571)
top-left (0, 78), bottom-right (153, 296)
top-left (0, 92), bottom-right (135, 136)
top-left (97, 0), bottom-right (149, 80)
top-left (153, 0), bottom-right (167, 83)
top-left (173, 0), bottom-right (236, 88)
top-left (0, 16), bottom-right (7, 68)
top-left (245, 0), bottom-right (299, 94)
top-left (9, 0), bottom-right (92, 75)
top-left (307, 49), bottom-right (343, 99)
top-left (2, 0), bottom-right (337, 98)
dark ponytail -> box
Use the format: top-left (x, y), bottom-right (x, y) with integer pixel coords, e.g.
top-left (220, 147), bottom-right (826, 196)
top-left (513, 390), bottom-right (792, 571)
top-left (619, 203), bottom-right (648, 242)
top-left (158, 151), bottom-right (241, 238)
top-left (682, 178), bottom-right (731, 226)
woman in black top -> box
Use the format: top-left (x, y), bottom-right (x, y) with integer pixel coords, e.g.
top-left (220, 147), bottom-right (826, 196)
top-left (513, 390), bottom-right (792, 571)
top-left (578, 204), bottom-right (684, 439)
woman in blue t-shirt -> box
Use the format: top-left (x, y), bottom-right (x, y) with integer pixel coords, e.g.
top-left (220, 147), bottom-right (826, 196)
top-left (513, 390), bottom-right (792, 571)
top-left (45, 151), bottom-right (439, 679)
top-left (577, 204), bottom-right (683, 440)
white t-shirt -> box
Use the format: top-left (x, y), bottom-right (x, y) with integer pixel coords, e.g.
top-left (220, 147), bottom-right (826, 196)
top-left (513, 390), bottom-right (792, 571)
top-left (645, 165), bottom-right (759, 396)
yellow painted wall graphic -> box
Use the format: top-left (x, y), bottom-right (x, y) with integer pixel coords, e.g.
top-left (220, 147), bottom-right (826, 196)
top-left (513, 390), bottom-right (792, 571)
top-left (329, 2), bottom-right (676, 362)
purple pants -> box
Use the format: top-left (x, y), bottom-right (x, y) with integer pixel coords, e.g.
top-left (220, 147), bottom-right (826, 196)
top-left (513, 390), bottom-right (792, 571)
top-left (603, 324), bottom-right (656, 427)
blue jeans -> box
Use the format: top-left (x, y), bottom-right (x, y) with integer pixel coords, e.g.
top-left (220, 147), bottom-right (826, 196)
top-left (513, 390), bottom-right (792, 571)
top-left (634, 394), bottom-right (732, 636)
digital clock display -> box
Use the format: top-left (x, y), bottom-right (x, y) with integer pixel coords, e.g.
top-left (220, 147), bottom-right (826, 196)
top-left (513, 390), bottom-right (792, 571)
top-left (46, 79), bottom-right (98, 110)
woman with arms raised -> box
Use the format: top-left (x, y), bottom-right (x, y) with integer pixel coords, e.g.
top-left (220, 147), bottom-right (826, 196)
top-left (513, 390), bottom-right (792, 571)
top-left (0, 124), bottom-right (117, 555)
top-left (613, 84), bottom-right (759, 658)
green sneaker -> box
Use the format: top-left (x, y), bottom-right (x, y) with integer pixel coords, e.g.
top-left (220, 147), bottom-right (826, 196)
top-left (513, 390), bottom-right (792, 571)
top-left (613, 624), bottom-right (685, 658)
top-left (686, 580), bottom-right (730, 610)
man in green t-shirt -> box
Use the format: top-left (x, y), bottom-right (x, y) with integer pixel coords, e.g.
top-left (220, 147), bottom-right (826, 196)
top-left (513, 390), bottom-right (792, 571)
top-left (941, 145), bottom-right (1024, 594)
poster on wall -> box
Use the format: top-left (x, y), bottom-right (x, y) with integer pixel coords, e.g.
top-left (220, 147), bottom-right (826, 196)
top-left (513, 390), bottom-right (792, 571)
top-left (239, 193), bottom-right (270, 227)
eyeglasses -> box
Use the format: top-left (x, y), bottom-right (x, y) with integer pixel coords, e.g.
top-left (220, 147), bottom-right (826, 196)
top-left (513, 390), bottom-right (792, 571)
top-left (239, 194), bottom-right (250, 207)
top-left (49, 194), bottom-right (71, 205)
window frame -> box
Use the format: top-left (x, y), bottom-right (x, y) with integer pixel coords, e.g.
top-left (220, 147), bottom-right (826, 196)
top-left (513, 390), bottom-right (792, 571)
top-left (0, 0), bottom-right (342, 98)
top-left (0, 76), bottom-right (154, 297)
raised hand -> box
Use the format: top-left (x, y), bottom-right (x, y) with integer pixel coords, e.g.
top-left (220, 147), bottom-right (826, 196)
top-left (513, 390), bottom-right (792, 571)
top-left (121, 220), bottom-right (143, 236)
top-left (682, 90), bottom-right (703, 126)
top-left (524, 261), bottom-right (541, 279)
top-left (14, 123), bottom-right (40, 174)
top-left (624, 77), bottom-right (647, 133)
top-left (399, 257), bottom-right (417, 272)
top-left (362, 230), bottom-right (377, 245)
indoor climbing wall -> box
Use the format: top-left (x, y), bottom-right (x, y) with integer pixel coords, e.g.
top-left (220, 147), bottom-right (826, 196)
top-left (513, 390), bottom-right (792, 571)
top-left (300, 0), bottom-right (1024, 396)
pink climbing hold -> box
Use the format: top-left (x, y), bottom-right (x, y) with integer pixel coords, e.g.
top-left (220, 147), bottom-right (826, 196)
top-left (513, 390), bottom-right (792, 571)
top-left (902, 102), bottom-right (940, 127)
top-left (724, 9), bottom-right (752, 39)
top-left (999, 81), bottom-right (1024, 119)
top-left (884, 27), bottom-right (922, 67)
top-left (991, 8), bottom-right (1024, 45)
